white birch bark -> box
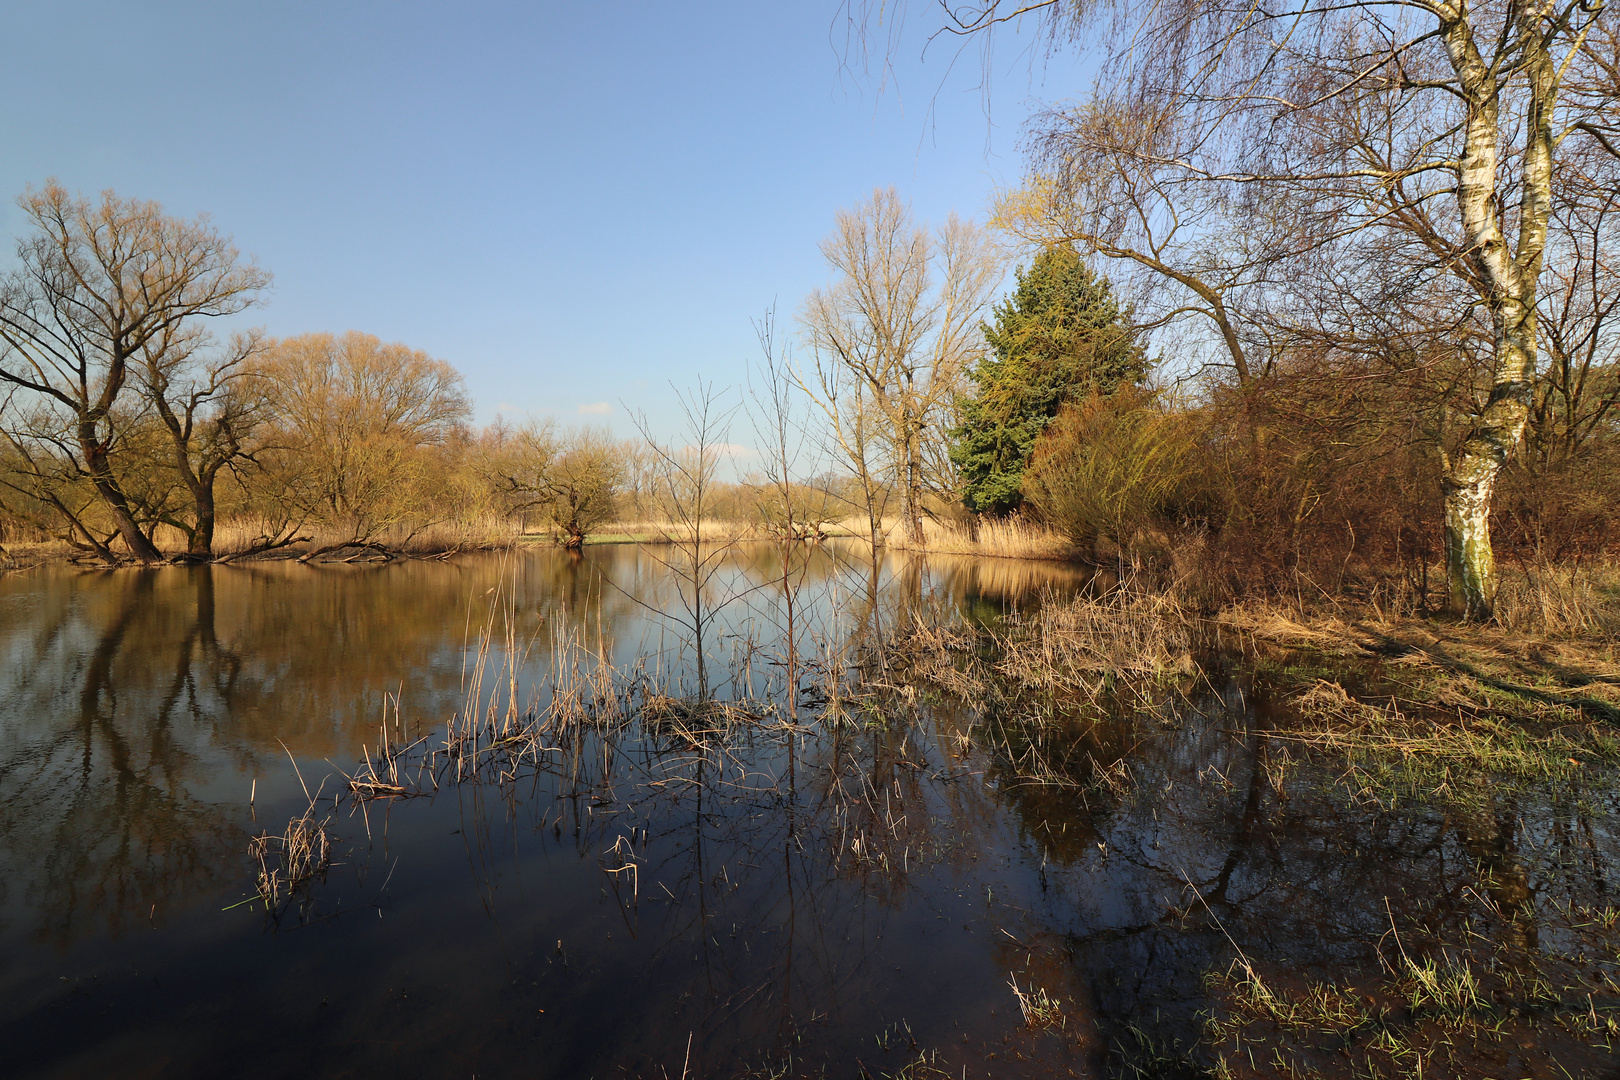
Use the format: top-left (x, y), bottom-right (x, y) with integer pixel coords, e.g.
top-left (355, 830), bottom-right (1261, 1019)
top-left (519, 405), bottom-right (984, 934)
top-left (1438, 0), bottom-right (1559, 618)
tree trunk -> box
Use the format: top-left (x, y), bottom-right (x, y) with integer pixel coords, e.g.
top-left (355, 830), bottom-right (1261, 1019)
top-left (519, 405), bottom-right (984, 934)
top-left (1441, 460), bottom-right (1498, 620)
top-left (901, 413), bottom-right (925, 543)
top-left (188, 486), bottom-right (217, 559)
top-left (80, 427), bottom-right (162, 563)
top-left (1442, 300), bottom-right (1535, 620)
top-left (1438, 10), bottom-right (1552, 620)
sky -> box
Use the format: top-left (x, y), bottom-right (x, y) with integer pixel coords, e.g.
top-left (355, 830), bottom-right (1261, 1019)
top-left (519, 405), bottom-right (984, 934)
top-left (0, 2), bottom-right (1089, 445)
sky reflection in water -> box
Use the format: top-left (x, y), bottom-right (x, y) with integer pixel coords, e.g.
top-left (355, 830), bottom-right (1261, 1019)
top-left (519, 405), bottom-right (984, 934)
top-left (0, 545), bottom-right (1614, 1078)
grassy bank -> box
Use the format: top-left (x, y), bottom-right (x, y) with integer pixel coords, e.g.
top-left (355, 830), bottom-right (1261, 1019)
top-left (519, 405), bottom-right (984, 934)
top-left (8, 506), bottom-right (1083, 566)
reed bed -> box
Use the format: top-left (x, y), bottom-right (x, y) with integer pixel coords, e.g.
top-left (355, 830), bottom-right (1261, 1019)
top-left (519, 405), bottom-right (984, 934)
top-left (841, 514), bottom-right (1078, 562)
top-left (569, 519), bottom-right (766, 545)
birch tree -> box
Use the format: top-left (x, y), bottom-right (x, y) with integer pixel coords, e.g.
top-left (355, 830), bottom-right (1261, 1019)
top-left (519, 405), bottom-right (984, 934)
top-left (798, 188), bottom-right (1001, 542)
top-left (869, 0), bottom-right (1612, 618)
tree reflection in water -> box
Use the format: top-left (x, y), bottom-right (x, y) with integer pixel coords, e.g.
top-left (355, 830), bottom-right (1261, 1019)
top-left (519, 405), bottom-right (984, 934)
top-left (0, 546), bottom-right (1614, 1079)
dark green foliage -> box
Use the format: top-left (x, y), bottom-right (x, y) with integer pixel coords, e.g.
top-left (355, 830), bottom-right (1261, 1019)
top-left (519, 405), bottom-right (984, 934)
top-left (950, 246), bottom-right (1146, 515)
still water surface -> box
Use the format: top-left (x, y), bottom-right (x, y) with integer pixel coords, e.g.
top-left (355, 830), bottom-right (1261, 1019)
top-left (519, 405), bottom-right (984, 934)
top-left (0, 545), bottom-right (1615, 1077)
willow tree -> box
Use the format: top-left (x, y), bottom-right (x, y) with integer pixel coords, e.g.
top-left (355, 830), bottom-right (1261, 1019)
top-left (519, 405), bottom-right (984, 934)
top-left (255, 331), bottom-right (470, 545)
top-left (0, 183), bottom-right (268, 562)
top-left (798, 188), bottom-right (1001, 542)
top-left (870, 0), bottom-right (1612, 618)
top-left (488, 420), bottom-right (625, 549)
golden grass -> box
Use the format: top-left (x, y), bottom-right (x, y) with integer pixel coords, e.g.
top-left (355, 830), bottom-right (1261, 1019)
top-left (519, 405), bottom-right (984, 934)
top-left (570, 518), bottom-right (765, 546)
top-left (843, 514), bottom-right (1078, 561)
top-left (170, 515), bottom-right (522, 559)
top-left (887, 583), bottom-right (1196, 712)
top-left (995, 586), bottom-right (1195, 693)
top-left (1217, 596), bottom-right (1620, 797)
top-left (0, 537), bottom-right (73, 571)
top-left (1494, 559), bottom-right (1620, 637)
top-left (248, 804), bottom-right (332, 904)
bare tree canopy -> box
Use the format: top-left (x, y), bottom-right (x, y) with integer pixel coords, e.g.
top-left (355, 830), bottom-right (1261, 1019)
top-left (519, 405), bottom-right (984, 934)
top-left (0, 182), bottom-right (269, 562)
top-left (856, 0), bottom-right (1616, 618)
top-left (798, 187), bottom-right (1002, 542)
top-left (256, 331), bottom-right (471, 543)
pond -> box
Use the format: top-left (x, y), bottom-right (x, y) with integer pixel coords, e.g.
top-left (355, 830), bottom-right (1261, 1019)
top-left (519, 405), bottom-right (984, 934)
top-left (0, 544), bottom-right (1615, 1078)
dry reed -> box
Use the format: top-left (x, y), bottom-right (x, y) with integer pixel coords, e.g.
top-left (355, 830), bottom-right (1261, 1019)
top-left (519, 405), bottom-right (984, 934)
top-left (248, 805), bottom-right (332, 904)
top-left (842, 514), bottom-right (1078, 562)
top-left (993, 587), bottom-right (1195, 695)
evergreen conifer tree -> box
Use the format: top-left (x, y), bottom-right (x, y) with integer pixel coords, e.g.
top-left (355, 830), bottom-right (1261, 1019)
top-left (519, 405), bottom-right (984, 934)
top-left (950, 246), bottom-right (1146, 515)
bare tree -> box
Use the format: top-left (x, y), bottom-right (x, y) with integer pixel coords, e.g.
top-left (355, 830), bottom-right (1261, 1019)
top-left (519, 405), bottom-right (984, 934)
top-left (1002, 99), bottom-right (1285, 386)
top-left (0, 395), bottom-right (122, 559)
top-left (794, 348), bottom-right (891, 547)
top-left (864, 0), bottom-right (1612, 618)
top-left (488, 420), bottom-right (625, 549)
top-left (631, 382), bottom-right (744, 702)
top-left (138, 328), bottom-right (273, 558)
top-left (798, 188), bottom-right (1002, 542)
top-left (255, 331), bottom-right (470, 548)
top-left (0, 183), bottom-right (269, 562)
top-left (747, 310), bottom-right (827, 722)
top-left (1527, 137), bottom-right (1620, 468)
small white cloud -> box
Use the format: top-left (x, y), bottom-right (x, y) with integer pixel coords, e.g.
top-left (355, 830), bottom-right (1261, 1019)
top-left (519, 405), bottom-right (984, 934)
top-left (496, 402), bottom-right (520, 413)
top-left (578, 402), bottom-right (613, 415)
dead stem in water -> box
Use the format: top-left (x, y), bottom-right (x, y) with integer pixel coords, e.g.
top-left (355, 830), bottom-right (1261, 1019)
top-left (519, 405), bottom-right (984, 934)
top-left (248, 804), bottom-right (332, 905)
top-left (345, 692), bottom-right (434, 800)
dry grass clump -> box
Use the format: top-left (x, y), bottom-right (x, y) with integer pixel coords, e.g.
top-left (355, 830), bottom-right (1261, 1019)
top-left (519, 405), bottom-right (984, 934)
top-left (1009, 976), bottom-right (1068, 1030)
top-left (1493, 560), bottom-right (1620, 637)
top-left (995, 588), bottom-right (1195, 695)
top-left (249, 806), bottom-right (332, 904)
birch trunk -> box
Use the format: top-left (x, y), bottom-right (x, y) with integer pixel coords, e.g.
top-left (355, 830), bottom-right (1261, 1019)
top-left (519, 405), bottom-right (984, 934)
top-left (1438, 0), bottom-right (1556, 619)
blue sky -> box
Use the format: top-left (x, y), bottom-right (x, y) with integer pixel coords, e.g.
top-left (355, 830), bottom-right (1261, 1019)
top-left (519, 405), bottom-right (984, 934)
top-left (0, 2), bottom-right (1086, 442)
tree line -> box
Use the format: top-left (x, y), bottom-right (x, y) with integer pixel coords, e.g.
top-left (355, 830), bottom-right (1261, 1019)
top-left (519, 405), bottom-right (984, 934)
top-left (3, 163), bottom-right (1616, 624)
top-left (824, 0), bottom-right (1620, 619)
top-left (0, 187), bottom-right (683, 561)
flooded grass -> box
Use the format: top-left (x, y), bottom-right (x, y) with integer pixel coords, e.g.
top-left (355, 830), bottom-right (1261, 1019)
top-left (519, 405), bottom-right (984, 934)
top-left (3, 548), bottom-right (1620, 1077)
